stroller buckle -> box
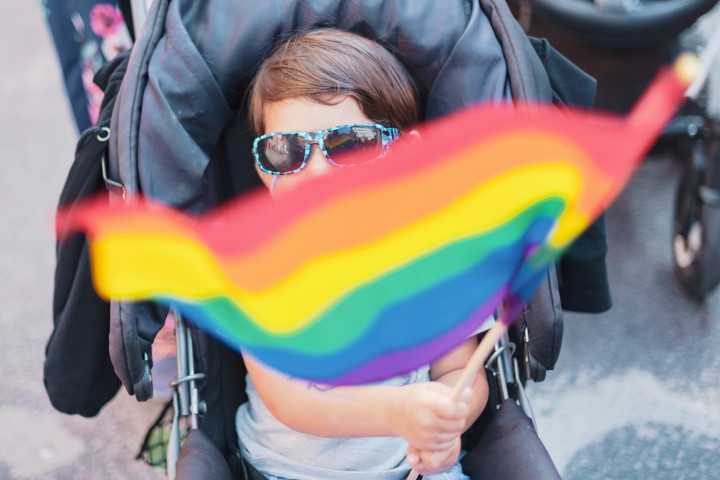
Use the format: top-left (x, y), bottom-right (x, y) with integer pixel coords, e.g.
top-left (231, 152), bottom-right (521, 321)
top-left (484, 342), bottom-right (516, 372)
top-left (101, 154), bottom-right (127, 200)
top-left (96, 127), bottom-right (127, 199)
top-left (98, 135), bottom-right (127, 200)
top-left (169, 373), bottom-right (206, 388)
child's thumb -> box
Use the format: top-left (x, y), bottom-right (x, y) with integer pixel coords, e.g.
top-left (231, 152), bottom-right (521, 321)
top-left (406, 445), bottom-right (420, 465)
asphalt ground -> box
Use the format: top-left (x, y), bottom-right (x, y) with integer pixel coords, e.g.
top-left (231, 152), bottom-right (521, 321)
top-left (1, 2), bottom-right (718, 480)
top-left (526, 6), bottom-right (720, 479)
top-left (0, 2), bottom-right (167, 479)
top-left (528, 156), bottom-right (720, 479)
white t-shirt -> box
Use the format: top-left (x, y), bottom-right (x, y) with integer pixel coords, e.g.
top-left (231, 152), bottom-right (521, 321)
top-left (235, 317), bottom-right (493, 480)
top-left (236, 366), bottom-right (428, 480)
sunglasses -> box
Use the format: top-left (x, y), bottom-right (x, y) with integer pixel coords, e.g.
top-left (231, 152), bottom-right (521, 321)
top-left (253, 123), bottom-right (400, 175)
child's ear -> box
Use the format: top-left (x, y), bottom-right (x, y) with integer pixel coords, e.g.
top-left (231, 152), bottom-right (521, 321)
top-left (403, 129), bottom-right (421, 143)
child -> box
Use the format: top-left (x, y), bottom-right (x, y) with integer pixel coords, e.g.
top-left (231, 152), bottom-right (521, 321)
top-left (236, 29), bottom-right (490, 480)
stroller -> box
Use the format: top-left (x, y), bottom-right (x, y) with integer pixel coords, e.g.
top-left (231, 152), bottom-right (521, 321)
top-left (47, 0), bottom-right (610, 478)
top-left (508, 0), bottom-right (720, 299)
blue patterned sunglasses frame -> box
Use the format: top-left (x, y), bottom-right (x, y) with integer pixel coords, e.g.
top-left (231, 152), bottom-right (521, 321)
top-left (253, 123), bottom-right (400, 175)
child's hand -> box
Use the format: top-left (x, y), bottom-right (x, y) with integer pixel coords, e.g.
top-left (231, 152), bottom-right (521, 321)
top-left (391, 383), bottom-right (471, 451)
top-left (406, 437), bottom-right (462, 476)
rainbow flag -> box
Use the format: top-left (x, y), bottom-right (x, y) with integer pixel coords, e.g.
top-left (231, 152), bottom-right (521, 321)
top-left (58, 64), bottom-right (691, 384)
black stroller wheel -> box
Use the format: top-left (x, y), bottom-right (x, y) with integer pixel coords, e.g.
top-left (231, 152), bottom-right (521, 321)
top-left (672, 160), bottom-right (720, 299)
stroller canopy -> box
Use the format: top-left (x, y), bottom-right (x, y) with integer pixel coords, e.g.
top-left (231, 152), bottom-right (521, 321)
top-left (107, 0), bottom-right (557, 212)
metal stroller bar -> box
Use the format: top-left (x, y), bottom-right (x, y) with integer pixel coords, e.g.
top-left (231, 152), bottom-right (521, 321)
top-left (485, 334), bottom-right (537, 429)
top-left (167, 307), bottom-right (205, 479)
top-left (513, 355), bottom-right (536, 427)
top-left (485, 339), bottom-right (514, 400)
top-left (686, 22), bottom-right (720, 100)
top-left (173, 312), bottom-right (190, 417)
top-left (498, 332), bottom-right (515, 395)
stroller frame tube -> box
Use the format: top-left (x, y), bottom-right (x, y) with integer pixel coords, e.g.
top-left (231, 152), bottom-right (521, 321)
top-left (684, 16), bottom-right (720, 100)
top-left (167, 308), bottom-right (205, 478)
top-left (173, 312), bottom-right (190, 417)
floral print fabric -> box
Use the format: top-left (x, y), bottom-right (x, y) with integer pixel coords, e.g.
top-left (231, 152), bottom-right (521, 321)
top-left (42, 0), bottom-right (132, 131)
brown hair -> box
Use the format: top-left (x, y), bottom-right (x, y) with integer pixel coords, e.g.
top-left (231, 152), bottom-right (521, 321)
top-left (247, 29), bottom-right (419, 136)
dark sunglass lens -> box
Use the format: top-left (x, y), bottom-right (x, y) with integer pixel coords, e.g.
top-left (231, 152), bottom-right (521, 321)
top-left (324, 125), bottom-right (384, 166)
top-left (257, 134), bottom-right (307, 173)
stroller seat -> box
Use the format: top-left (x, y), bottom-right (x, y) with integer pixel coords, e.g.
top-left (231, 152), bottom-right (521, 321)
top-left (49, 0), bottom-right (607, 478)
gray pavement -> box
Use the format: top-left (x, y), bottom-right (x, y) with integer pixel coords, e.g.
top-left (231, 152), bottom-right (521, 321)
top-left (527, 158), bottom-right (720, 479)
top-left (527, 8), bottom-right (720, 479)
top-left (0, 2), bottom-right (166, 480)
top-left (1, 2), bottom-right (719, 480)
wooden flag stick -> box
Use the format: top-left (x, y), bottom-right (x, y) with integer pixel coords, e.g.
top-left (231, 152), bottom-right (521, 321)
top-left (406, 320), bottom-right (508, 480)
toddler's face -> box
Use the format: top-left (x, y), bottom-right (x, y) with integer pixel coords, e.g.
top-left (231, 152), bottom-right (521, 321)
top-left (256, 96), bottom-right (374, 196)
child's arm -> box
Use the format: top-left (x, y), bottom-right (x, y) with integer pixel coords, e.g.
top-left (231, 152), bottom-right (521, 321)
top-left (429, 335), bottom-right (489, 425)
top-left (242, 352), bottom-right (469, 452)
top-left (407, 336), bottom-right (489, 476)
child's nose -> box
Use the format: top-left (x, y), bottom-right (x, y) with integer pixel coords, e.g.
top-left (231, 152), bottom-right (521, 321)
top-left (305, 144), bottom-right (332, 177)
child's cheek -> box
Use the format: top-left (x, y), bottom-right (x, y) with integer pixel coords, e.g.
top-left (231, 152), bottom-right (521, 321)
top-left (268, 167), bottom-right (325, 197)
top-left (269, 176), bottom-right (297, 197)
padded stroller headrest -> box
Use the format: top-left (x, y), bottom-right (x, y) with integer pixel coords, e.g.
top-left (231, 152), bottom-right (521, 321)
top-left (179, 0), bottom-right (511, 115)
top-left (110, 0), bottom-right (525, 211)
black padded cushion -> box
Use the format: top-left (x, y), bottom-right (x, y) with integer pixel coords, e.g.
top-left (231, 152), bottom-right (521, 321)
top-left (461, 399), bottom-right (561, 479)
top-left (175, 429), bottom-right (233, 480)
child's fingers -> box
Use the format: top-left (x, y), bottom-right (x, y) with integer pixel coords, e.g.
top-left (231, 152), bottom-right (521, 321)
top-left (433, 396), bottom-right (470, 422)
top-left (406, 445), bottom-right (420, 466)
top-left (414, 462), bottom-right (455, 477)
top-left (411, 448), bottom-right (458, 476)
top-left (409, 434), bottom-right (455, 452)
top-left (432, 418), bottom-right (466, 437)
top-left (458, 387), bottom-right (473, 405)
top-left (423, 436), bottom-right (457, 451)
